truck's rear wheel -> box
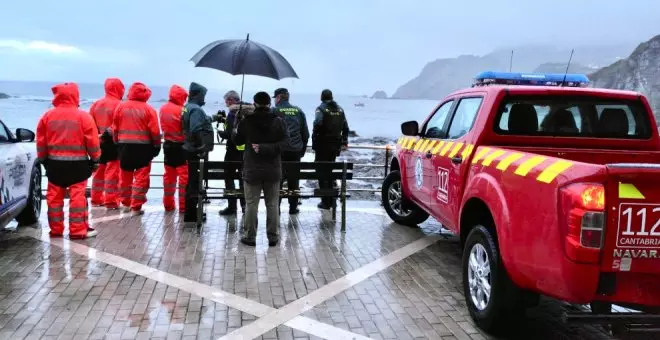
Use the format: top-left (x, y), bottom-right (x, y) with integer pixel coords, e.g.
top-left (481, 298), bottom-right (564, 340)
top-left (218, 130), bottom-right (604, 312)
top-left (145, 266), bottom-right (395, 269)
top-left (463, 225), bottom-right (525, 335)
top-left (381, 171), bottom-right (428, 227)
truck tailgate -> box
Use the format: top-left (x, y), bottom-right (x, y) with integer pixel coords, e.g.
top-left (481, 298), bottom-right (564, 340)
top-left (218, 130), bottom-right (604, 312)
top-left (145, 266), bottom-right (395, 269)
top-left (602, 163), bottom-right (660, 274)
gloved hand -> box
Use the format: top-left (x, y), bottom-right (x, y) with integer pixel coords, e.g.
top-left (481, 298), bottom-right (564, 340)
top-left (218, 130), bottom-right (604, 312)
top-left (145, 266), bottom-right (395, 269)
top-left (89, 161), bottom-right (100, 173)
top-left (152, 145), bottom-right (161, 158)
top-left (101, 129), bottom-right (114, 144)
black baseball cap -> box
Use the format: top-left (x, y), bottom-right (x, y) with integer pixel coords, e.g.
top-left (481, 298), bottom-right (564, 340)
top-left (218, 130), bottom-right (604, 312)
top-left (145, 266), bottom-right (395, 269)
top-left (273, 88), bottom-right (289, 97)
top-left (253, 91), bottom-right (271, 106)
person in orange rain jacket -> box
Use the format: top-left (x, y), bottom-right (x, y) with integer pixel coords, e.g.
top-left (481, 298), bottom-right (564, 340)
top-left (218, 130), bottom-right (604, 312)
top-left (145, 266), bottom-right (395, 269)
top-left (89, 77), bottom-right (125, 209)
top-left (112, 82), bottom-right (161, 213)
top-left (159, 85), bottom-right (189, 213)
top-left (36, 82), bottom-right (102, 239)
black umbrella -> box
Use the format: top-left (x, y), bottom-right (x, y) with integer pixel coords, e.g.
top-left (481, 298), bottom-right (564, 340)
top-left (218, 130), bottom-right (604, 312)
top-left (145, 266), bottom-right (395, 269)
top-left (190, 34), bottom-right (299, 99)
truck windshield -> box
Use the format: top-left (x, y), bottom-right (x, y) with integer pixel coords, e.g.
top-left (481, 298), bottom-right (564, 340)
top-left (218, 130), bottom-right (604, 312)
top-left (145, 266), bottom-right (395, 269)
top-left (494, 95), bottom-right (654, 139)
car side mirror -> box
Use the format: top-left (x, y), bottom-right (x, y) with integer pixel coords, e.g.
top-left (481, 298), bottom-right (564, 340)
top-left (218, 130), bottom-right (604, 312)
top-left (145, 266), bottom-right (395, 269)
top-left (401, 121), bottom-right (419, 136)
top-left (16, 128), bottom-right (35, 142)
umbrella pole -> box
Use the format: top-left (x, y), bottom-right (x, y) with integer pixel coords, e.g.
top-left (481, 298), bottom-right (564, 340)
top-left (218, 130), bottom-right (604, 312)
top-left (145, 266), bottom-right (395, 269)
top-left (239, 73), bottom-right (245, 101)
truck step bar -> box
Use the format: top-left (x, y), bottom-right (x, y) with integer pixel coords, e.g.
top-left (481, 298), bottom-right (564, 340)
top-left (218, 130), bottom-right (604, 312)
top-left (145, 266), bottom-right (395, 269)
top-left (564, 312), bottom-right (660, 333)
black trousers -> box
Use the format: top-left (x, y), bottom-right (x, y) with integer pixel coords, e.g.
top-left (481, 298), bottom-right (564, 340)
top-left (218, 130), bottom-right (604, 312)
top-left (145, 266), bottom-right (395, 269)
top-left (314, 148), bottom-right (338, 206)
top-left (184, 153), bottom-right (201, 222)
top-left (224, 150), bottom-right (245, 210)
top-left (281, 151), bottom-right (301, 207)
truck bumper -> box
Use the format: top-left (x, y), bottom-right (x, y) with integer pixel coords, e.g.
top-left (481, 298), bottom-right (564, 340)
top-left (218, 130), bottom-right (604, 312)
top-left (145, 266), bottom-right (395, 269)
top-left (559, 261), bottom-right (660, 309)
top-left (593, 272), bottom-right (660, 309)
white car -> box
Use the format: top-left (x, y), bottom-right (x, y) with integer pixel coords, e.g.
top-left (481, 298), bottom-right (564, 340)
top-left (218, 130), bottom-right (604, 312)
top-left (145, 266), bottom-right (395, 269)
top-left (0, 119), bottom-right (41, 228)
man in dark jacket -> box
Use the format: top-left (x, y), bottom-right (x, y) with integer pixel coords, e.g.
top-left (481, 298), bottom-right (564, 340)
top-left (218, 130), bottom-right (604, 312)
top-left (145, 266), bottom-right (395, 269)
top-left (233, 91), bottom-right (286, 247)
top-left (312, 89), bottom-right (349, 210)
top-left (217, 90), bottom-right (248, 215)
top-left (272, 88), bottom-right (309, 214)
top-left (182, 82), bottom-right (214, 223)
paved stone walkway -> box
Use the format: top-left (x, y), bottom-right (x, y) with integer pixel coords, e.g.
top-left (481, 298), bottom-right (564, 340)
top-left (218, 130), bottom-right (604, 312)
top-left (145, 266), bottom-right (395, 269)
top-left (0, 203), bottom-right (657, 339)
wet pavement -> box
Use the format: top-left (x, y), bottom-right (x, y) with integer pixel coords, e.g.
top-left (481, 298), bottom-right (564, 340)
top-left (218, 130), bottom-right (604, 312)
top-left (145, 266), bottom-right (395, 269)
top-left (0, 200), bottom-right (658, 340)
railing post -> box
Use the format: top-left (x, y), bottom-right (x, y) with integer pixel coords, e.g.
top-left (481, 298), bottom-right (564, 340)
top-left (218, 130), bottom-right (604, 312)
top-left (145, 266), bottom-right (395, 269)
top-left (203, 153), bottom-right (210, 203)
top-left (196, 157), bottom-right (205, 229)
top-left (341, 160), bottom-right (347, 232)
top-left (384, 145), bottom-right (391, 177)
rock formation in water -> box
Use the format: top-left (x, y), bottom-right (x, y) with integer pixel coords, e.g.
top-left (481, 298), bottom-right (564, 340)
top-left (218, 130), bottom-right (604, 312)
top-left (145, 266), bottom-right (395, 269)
top-left (392, 44), bottom-right (634, 100)
top-left (0, 92), bottom-right (10, 99)
top-left (589, 34), bottom-right (660, 121)
top-left (371, 91), bottom-right (388, 99)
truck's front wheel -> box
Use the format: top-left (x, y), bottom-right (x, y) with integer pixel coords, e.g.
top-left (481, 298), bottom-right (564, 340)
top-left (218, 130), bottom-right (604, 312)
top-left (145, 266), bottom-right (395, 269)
top-left (463, 225), bottom-right (524, 335)
top-left (381, 171), bottom-right (429, 227)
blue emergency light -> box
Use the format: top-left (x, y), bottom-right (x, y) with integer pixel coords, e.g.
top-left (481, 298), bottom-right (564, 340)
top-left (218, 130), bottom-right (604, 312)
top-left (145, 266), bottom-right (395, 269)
top-left (473, 71), bottom-right (590, 87)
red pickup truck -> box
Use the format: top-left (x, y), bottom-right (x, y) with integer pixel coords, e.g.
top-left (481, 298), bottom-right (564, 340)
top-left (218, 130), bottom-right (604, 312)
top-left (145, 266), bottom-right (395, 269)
top-left (381, 72), bottom-right (660, 334)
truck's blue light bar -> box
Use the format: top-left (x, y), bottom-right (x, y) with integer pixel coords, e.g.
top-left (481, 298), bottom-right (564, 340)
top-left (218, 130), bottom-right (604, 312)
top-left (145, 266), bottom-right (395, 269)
top-left (473, 71), bottom-right (590, 87)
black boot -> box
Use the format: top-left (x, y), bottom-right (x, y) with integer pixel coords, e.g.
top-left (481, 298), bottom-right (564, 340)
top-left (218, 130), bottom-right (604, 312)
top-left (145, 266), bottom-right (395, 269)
top-left (219, 207), bottom-right (237, 215)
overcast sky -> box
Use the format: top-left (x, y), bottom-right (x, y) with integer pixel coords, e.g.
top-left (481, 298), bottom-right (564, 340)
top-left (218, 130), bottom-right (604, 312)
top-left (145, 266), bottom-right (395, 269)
top-left (1, 0), bottom-right (660, 95)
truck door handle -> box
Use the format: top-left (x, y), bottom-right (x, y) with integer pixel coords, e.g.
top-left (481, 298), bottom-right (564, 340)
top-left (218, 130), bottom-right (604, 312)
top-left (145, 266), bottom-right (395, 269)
top-left (425, 152), bottom-right (432, 159)
top-left (451, 156), bottom-right (462, 164)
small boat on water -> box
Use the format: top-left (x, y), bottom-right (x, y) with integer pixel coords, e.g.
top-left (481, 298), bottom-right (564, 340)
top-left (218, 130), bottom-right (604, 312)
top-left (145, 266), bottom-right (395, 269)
top-left (354, 102), bottom-right (365, 107)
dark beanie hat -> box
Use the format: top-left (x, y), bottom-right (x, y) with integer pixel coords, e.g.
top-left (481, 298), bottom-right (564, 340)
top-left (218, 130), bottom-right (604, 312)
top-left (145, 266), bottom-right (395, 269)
top-left (321, 89), bottom-right (333, 101)
top-left (253, 91), bottom-right (271, 106)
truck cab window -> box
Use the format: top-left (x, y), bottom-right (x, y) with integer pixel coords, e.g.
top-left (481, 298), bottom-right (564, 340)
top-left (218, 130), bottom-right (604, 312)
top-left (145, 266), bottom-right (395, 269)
top-left (495, 96), bottom-right (652, 139)
top-left (424, 100), bottom-right (453, 138)
top-left (447, 97), bottom-right (483, 139)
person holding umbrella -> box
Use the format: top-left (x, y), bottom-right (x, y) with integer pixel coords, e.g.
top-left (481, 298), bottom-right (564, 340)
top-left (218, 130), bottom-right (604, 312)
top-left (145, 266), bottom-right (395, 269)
top-left (233, 91), bottom-right (286, 246)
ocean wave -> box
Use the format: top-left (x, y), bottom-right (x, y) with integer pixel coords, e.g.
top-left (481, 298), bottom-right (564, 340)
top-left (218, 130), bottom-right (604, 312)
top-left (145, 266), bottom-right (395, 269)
top-left (11, 94), bottom-right (168, 105)
top-left (10, 95), bottom-right (99, 104)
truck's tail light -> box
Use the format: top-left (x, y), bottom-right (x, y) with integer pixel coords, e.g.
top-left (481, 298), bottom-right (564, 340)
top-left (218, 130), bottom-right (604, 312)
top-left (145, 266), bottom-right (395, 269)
top-left (560, 183), bottom-right (606, 264)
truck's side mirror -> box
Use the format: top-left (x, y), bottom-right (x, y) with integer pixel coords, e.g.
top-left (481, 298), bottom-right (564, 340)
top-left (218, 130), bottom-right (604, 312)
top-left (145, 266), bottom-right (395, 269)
top-left (401, 121), bottom-right (419, 136)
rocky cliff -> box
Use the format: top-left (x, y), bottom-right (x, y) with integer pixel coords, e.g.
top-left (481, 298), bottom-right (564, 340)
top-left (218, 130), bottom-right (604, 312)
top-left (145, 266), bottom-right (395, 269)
top-left (589, 35), bottom-right (660, 121)
top-left (371, 90), bottom-right (388, 99)
top-left (392, 44), bottom-right (633, 100)
top-left (0, 92), bottom-right (9, 99)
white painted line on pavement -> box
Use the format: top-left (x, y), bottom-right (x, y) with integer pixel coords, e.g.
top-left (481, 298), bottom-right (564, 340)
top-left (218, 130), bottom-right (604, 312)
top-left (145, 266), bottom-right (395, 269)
top-left (24, 211), bottom-right (374, 340)
top-left (217, 235), bottom-right (442, 340)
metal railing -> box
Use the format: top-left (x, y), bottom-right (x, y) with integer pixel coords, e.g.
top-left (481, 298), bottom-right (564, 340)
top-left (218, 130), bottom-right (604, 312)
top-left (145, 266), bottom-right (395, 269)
top-left (40, 142), bottom-right (393, 195)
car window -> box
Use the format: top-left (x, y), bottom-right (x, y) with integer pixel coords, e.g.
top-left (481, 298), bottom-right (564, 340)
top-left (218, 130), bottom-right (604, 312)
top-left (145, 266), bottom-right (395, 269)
top-left (495, 95), bottom-right (652, 139)
top-left (447, 97), bottom-right (483, 139)
top-left (0, 122), bottom-right (10, 143)
top-left (424, 100), bottom-right (454, 138)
